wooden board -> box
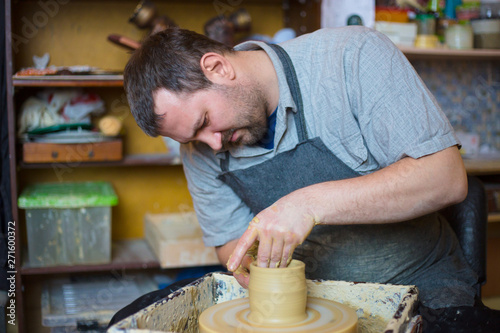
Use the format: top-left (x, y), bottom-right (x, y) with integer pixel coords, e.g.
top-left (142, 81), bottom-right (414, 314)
top-left (23, 140), bottom-right (122, 163)
top-left (144, 212), bottom-right (219, 268)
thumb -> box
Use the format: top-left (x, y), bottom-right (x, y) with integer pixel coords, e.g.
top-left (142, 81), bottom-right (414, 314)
top-left (227, 227), bottom-right (258, 272)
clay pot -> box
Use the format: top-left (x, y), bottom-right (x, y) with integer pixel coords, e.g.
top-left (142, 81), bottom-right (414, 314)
top-left (248, 260), bottom-right (308, 326)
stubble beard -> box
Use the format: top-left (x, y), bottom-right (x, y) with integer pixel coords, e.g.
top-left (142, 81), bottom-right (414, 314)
top-left (219, 83), bottom-right (269, 150)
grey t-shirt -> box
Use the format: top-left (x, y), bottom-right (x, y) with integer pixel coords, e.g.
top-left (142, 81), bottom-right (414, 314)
top-left (181, 26), bottom-right (458, 247)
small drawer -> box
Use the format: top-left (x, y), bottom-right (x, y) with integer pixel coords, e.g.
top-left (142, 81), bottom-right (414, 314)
top-left (23, 140), bottom-right (122, 163)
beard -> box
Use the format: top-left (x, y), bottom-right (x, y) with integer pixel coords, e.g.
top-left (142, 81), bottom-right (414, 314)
top-left (215, 82), bottom-right (270, 150)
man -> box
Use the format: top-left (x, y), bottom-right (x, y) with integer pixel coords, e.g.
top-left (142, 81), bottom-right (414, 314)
top-left (124, 26), bottom-right (480, 320)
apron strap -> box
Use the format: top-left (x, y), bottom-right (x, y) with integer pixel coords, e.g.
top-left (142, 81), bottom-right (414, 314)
top-left (220, 43), bottom-right (309, 173)
top-left (268, 44), bottom-right (308, 143)
top-left (221, 151), bottom-right (230, 172)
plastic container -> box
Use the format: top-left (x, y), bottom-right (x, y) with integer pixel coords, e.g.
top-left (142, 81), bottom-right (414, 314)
top-left (416, 13), bottom-right (437, 35)
top-left (480, 1), bottom-right (500, 19)
top-left (415, 34), bottom-right (440, 48)
top-left (41, 274), bottom-right (157, 330)
top-left (375, 7), bottom-right (410, 23)
top-left (18, 181), bottom-right (118, 267)
top-left (374, 21), bottom-right (418, 46)
top-left (456, 2), bottom-right (481, 21)
top-left (471, 18), bottom-right (500, 48)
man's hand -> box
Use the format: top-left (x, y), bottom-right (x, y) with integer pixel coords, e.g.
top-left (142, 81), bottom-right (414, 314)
top-left (230, 247), bottom-right (255, 288)
top-left (227, 193), bottom-right (317, 272)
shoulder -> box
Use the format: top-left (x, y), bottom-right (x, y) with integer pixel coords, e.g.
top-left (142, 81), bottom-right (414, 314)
top-left (180, 141), bottom-right (221, 174)
top-left (282, 27), bottom-right (397, 58)
top-left (285, 26), bottom-right (386, 45)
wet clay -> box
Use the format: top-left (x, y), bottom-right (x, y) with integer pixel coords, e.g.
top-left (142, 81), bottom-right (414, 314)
top-left (199, 260), bottom-right (358, 332)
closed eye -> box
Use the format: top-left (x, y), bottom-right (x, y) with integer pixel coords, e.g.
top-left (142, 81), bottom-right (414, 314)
top-left (191, 113), bottom-right (209, 141)
top-left (202, 114), bottom-right (209, 128)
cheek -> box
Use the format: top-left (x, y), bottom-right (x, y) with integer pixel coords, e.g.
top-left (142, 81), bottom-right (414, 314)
top-left (212, 110), bottom-right (233, 129)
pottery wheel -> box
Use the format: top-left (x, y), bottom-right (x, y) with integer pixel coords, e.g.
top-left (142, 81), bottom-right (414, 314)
top-left (199, 296), bottom-right (358, 333)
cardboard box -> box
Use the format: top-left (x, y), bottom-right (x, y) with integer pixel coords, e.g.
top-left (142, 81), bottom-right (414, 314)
top-left (144, 212), bottom-right (219, 268)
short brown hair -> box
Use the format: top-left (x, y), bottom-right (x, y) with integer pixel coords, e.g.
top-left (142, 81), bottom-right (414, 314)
top-left (124, 28), bottom-right (234, 137)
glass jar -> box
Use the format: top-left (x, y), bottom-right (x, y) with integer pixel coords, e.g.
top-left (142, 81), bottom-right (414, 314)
top-left (445, 23), bottom-right (474, 49)
top-left (416, 13), bottom-right (437, 35)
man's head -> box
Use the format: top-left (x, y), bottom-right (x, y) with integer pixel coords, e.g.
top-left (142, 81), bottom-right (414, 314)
top-left (124, 28), bottom-right (234, 137)
top-left (124, 28), bottom-right (271, 151)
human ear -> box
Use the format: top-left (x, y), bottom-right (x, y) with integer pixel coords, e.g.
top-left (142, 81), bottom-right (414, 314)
top-left (200, 52), bottom-right (235, 83)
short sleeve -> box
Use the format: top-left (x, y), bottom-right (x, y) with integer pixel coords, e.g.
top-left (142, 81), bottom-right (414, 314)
top-left (180, 142), bottom-right (253, 247)
top-left (345, 29), bottom-right (458, 166)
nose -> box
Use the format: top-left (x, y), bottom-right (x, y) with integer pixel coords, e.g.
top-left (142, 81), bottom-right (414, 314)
top-left (198, 131), bottom-right (222, 150)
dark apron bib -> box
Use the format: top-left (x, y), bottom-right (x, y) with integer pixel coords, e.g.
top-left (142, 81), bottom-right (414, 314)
top-left (217, 44), bottom-right (477, 308)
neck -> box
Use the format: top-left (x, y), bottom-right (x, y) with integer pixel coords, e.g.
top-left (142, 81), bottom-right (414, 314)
top-left (238, 50), bottom-right (280, 117)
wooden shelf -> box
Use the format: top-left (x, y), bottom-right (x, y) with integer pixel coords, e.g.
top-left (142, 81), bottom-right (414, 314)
top-left (19, 153), bottom-right (181, 168)
top-left (464, 159), bottom-right (500, 175)
top-left (489, 213), bottom-right (500, 224)
top-left (399, 45), bottom-right (500, 60)
top-left (20, 239), bottom-right (160, 275)
top-left (12, 75), bottom-right (124, 87)
top-left (10, 47), bottom-right (498, 88)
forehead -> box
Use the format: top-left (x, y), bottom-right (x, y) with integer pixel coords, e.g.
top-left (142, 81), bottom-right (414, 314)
top-left (153, 88), bottom-right (185, 115)
top-left (153, 88), bottom-right (214, 142)
top-left (152, 88), bottom-right (191, 140)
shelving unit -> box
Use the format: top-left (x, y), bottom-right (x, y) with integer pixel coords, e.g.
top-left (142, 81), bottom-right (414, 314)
top-left (399, 45), bottom-right (500, 60)
top-left (4, 1), bottom-right (289, 331)
top-left (15, 49), bottom-right (499, 174)
top-left (20, 239), bottom-right (160, 275)
top-left (12, 75), bottom-right (124, 87)
top-left (488, 213), bottom-right (500, 224)
top-left (463, 159), bottom-right (500, 176)
top-left (19, 153), bottom-right (181, 169)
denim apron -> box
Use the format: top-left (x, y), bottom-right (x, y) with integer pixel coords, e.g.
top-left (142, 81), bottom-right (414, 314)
top-left (217, 44), bottom-right (477, 309)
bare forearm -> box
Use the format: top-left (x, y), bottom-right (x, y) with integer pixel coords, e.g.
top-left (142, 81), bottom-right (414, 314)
top-left (297, 146), bottom-right (467, 226)
top-left (227, 146), bottom-right (467, 273)
top-left (215, 239), bottom-right (238, 268)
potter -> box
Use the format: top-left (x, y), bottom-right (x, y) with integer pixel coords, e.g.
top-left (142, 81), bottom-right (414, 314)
top-left (124, 26), bottom-right (479, 330)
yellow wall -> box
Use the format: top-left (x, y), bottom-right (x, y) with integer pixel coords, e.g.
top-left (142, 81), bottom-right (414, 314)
top-left (14, 0), bottom-right (284, 239)
top-left (12, 1), bottom-right (284, 69)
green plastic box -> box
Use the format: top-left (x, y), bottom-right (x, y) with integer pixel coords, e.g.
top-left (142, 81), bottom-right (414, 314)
top-left (18, 182), bottom-right (118, 267)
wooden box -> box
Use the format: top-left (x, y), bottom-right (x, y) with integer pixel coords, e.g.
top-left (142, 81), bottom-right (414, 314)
top-left (144, 212), bottom-right (219, 268)
top-left (22, 140), bottom-right (122, 163)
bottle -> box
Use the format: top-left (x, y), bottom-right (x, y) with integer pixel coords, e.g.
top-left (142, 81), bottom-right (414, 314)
top-left (427, 0), bottom-right (446, 17)
top-left (444, 0), bottom-right (462, 19)
top-left (428, 0), bottom-right (446, 42)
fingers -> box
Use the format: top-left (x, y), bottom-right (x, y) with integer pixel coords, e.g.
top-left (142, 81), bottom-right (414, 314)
top-left (229, 207), bottom-right (314, 271)
top-left (241, 253), bottom-right (254, 270)
top-left (233, 266), bottom-right (250, 289)
top-left (279, 241), bottom-right (295, 268)
top-left (227, 226), bottom-right (258, 272)
top-left (269, 237), bottom-right (284, 268)
top-left (248, 226), bottom-right (294, 269)
top-left (256, 234), bottom-right (272, 267)
top-left (231, 247), bottom-right (255, 289)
